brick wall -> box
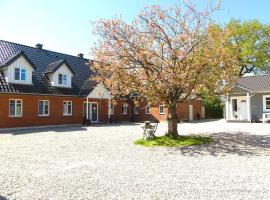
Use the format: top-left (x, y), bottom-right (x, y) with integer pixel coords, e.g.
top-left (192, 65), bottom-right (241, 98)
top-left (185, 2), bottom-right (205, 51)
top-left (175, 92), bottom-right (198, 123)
top-left (0, 93), bottom-right (202, 128)
top-left (0, 94), bottom-right (85, 128)
top-left (130, 99), bottom-right (202, 122)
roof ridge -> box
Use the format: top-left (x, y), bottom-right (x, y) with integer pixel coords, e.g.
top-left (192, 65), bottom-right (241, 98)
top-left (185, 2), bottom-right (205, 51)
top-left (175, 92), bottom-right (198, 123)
top-left (0, 39), bottom-right (91, 61)
top-left (241, 74), bottom-right (270, 78)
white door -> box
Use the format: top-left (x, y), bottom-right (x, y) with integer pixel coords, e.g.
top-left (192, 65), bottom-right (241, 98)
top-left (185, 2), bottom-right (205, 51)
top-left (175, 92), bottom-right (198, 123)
top-left (189, 105), bottom-right (193, 121)
top-left (231, 97), bottom-right (247, 120)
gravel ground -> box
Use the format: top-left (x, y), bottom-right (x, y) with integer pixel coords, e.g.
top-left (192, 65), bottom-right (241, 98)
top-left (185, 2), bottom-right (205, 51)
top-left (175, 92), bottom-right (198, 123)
top-left (0, 119), bottom-right (270, 200)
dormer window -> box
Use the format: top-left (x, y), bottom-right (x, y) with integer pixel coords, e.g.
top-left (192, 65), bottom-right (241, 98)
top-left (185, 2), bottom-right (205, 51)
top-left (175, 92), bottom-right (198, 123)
top-left (44, 60), bottom-right (75, 88)
top-left (15, 67), bottom-right (26, 81)
top-left (0, 51), bottom-right (36, 85)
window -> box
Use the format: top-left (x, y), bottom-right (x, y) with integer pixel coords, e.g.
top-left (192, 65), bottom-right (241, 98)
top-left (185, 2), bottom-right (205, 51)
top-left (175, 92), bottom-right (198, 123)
top-left (159, 105), bottom-right (165, 115)
top-left (21, 68), bottom-right (26, 80)
top-left (145, 106), bottom-right (150, 114)
top-left (108, 104), bottom-right (114, 115)
top-left (58, 74), bottom-right (63, 84)
top-left (63, 101), bottom-right (72, 116)
top-left (38, 100), bottom-right (49, 116)
top-left (15, 68), bottom-right (20, 80)
top-left (134, 106), bottom-right (139, 114)
top-left (122, 104), bottom-right (128, 115)
top-left (9, 99), bottom-right (22, 117)
top-left (14, 67), bottom-right (26, 81)
top-left (263, 95), bottom-right (270, 111)
top-left (63, 75), bottom-right (67, 85)
top-left (58, 74), bottom-right (68, 85)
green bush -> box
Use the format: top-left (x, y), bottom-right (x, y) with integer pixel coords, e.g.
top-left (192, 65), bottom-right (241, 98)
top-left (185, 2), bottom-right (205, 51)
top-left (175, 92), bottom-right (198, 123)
top-left (203, 95), bottom-right (223, 119)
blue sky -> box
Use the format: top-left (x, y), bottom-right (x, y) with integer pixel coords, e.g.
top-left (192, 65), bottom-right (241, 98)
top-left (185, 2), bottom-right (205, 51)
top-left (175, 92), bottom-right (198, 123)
top-left (0, 0), bottom-right (269, 58)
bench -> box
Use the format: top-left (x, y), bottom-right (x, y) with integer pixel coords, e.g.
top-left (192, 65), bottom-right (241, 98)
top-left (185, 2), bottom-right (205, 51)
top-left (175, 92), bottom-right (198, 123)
top-left (141, 121), bottom-right (158, 140)
top-left (262, 113), bottom-right (270, 123)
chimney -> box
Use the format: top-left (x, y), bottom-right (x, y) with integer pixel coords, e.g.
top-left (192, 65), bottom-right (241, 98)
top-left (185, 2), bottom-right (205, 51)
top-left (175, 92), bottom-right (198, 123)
top-left (35, 43), bottom-right (43, 49)
top-left (78, 53), bottom-right (84, 58)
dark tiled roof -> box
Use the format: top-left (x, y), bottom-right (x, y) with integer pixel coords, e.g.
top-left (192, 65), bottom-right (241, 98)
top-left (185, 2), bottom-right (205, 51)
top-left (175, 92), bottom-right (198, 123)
top-left (44, 59), bottom-right (75, 75)
top-left (0, 40), bottom-right (94, 96)
top-left (235, 74), bottom-right (270, 92)
top-left (0, 51), bottom-right (36, 69)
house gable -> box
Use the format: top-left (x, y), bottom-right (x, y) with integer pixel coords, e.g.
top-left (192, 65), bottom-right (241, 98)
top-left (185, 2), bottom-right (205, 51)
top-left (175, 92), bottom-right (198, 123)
top-left (47, 63), bottom-right (74, 88)
top-left (88, 83), bottom-right (112, 99)
top-left (1, 54), bottom-right (34, 85)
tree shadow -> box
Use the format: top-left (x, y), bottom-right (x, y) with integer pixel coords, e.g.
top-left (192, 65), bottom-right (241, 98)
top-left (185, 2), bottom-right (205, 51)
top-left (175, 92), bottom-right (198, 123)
top-left (166, 132), bottom-right (270, 157)
top-left (0, 195), bottom-right (7, 200)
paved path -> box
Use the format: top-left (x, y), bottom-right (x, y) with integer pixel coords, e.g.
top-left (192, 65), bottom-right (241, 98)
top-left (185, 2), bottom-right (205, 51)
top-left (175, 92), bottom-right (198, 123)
top-left (0, 120), bottom-right (269, 199)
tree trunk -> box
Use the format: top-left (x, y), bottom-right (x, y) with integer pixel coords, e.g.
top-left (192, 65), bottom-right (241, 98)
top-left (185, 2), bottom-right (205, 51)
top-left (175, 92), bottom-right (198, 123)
top-left (166, 102), bottom-right (179, 138)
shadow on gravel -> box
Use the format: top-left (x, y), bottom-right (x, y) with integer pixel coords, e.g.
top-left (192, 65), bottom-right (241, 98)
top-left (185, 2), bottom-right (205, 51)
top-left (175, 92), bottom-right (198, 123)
top-left (0, 195), bottom-right (7, 200)
top-left (0, 123), bottom-right (141, 135)
top-left (0, 125), bottom-right (88, 135)
top-left (169, 132), bottom-right (270, 157)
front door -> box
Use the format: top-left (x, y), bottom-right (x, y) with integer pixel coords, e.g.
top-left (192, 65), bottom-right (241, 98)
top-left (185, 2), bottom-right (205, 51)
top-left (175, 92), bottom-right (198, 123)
top-left (83, 102), bottom-right (99, 123)
top-left (231, 97), bottom-right (247, 120)
top-left (91, 102), bottom-right (98, 122)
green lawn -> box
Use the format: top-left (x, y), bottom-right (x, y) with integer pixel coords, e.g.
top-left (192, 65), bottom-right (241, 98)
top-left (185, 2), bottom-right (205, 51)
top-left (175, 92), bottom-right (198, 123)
top-left (134, 135), bottom-right (212, 147)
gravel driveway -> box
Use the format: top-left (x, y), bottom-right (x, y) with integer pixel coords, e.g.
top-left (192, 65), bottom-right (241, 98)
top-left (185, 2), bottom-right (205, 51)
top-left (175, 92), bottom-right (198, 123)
top-left (0, 120), bottom-right (269, 200)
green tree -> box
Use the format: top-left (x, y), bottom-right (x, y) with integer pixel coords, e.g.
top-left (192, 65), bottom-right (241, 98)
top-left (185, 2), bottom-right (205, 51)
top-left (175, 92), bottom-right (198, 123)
top-left (226, 19), bottom-right (270, 76)
top-left (203, 95), bottom-right (223, 119)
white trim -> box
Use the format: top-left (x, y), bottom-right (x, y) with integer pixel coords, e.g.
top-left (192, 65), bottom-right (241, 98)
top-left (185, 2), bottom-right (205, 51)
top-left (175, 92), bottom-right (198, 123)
top-left (263, 95), bottom-right (270, 112)
top-left (231, 85), bottom-right (253, 92)
top-left (159, 105), bottom-right (165, 115)
top-left (225, 95), bottom-right (230, 120)
top-left (9, 99), bottom-right (23, 117)
top-left (63, 101), bottom-right (72, 116)
top-left (38, 100), bottom-right (50, 117)
top-left (247, 93), bottom-right (251, 122)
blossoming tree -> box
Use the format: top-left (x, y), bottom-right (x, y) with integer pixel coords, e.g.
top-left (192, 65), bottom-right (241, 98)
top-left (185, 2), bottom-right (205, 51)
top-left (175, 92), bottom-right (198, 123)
top-left (92, 1), bottom-right (238, 137)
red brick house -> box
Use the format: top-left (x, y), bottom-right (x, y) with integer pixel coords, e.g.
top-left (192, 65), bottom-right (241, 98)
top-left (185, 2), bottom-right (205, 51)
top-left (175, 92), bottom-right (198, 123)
top-left (0, 40), bottom-right (203, 129)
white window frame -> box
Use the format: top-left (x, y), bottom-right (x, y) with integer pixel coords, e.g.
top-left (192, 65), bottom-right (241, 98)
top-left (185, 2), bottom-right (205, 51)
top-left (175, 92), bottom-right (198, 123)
top-left (38, 100), bottom-right (49, 116)
top-left (9, 99), bottom-right (23, 117)
top-left (263, 95), bottom-right (270, 112)
top-left (14, 66), bottom-right (27, 81)
top-left (122, 104), bottom-right (128, 115)
top-left (134, 106), bottom-right (139, 115)
top-left (159, 105), bottom-right (165, 115)
top-left (63, 101), bottom-right (72, 116)
top-left (145, 106), bottom-right (150, 114)
top-left (58, 73), bottom-right (68, 85)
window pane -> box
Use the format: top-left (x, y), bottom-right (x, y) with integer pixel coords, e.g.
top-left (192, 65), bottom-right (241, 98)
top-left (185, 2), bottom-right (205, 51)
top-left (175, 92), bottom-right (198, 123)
top-left (15, 68), bottom-right (20, 80)
top-left (266, 100), bottom-right (270, 109)
top-left (146, 106), bottom-right (150, 114)
top-left (159, 105), bottom-right (164, 114)
top-left (9, 100), bottom-right (15, 116)
top-left (58, 74), bottom-right (62, 84)
top-left (68, 103), bottom-right (72, 114)
top-left (16, 101), bottom-right (22, 116)
top-left (38, 101), bottom-right (44, 115)
top-left (44, 101), bottom-right (49, 115)
top-left (63, 75), bottom-right (67, 85)
top-left (21, 68), bottom-right (26, 81)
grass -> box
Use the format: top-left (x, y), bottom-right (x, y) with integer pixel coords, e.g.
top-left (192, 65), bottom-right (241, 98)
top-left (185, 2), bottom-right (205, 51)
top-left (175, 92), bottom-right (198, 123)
top-left (134, 135), bottom-right (213, 147)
